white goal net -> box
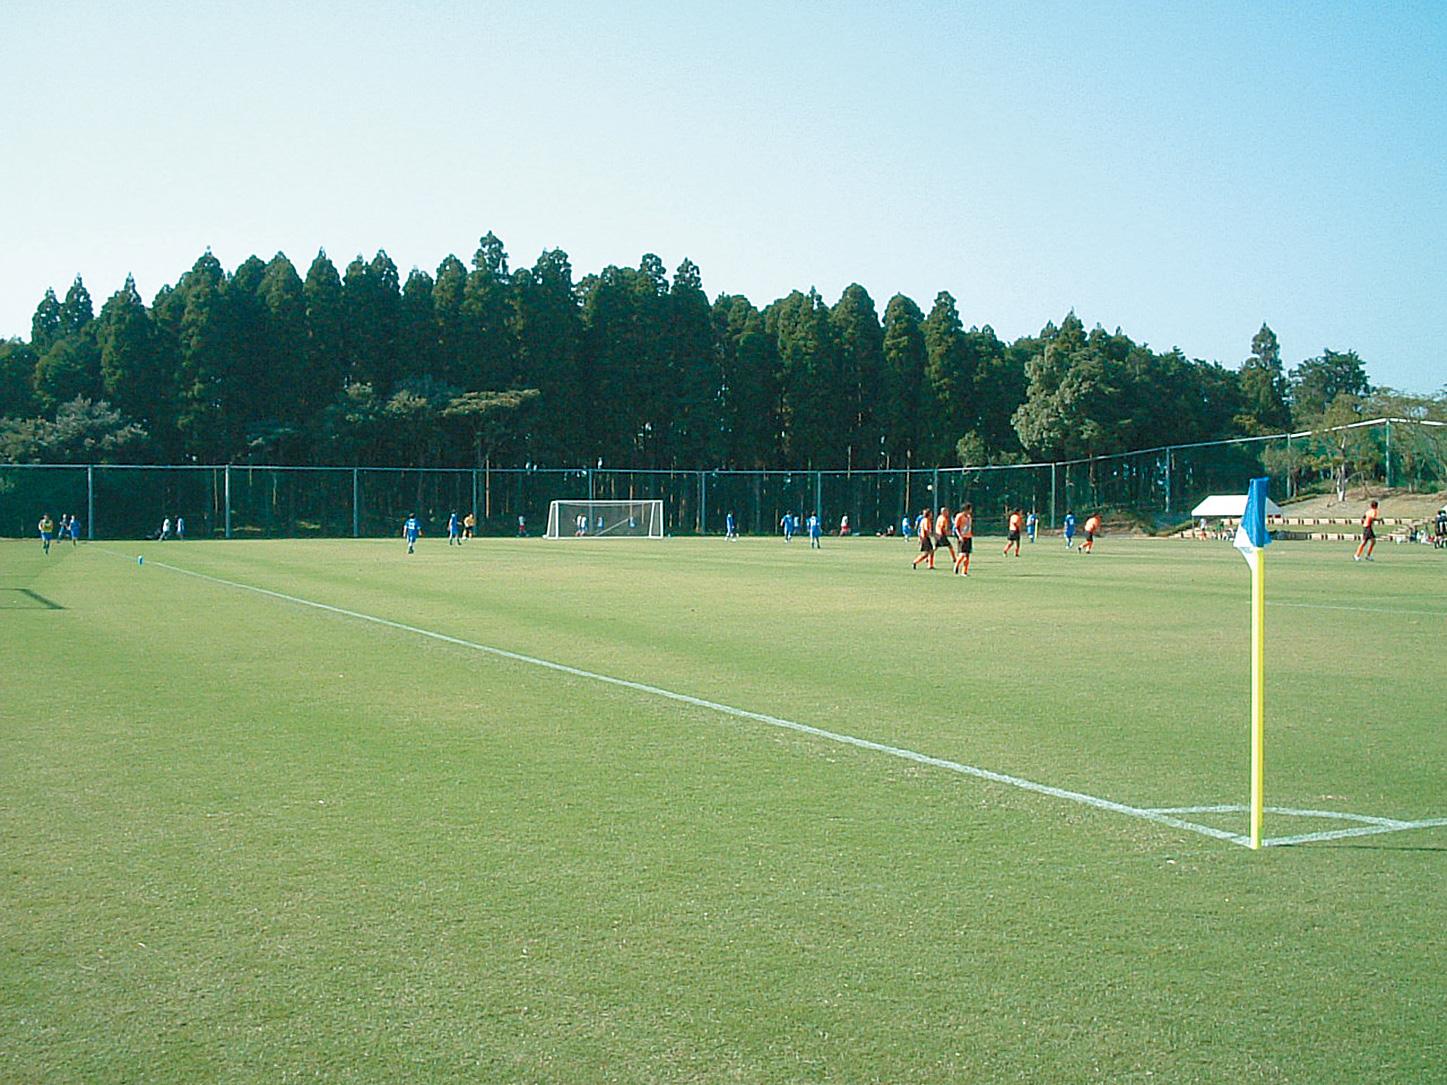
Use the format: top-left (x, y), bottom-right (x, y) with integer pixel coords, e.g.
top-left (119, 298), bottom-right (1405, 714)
top-left (546, 499), bottom-right (664, 539)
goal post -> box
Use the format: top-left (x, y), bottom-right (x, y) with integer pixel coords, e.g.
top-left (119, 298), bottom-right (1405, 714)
top-left (546, 499), bottom-right (664, 539)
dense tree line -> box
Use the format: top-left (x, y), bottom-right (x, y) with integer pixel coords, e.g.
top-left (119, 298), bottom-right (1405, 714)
top-left (0, 233), bottom-right (1438, 470)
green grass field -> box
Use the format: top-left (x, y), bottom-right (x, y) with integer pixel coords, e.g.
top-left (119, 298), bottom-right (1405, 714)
top-left (2, 533), bottom-right (1443, 1083)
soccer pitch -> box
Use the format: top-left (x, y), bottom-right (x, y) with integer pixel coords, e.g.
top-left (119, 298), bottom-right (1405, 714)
top-left (2, 534), bottom-right (1443, 1083)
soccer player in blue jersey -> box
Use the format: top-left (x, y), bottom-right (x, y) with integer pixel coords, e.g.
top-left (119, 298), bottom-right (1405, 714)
top-left (781, 513), bottom-right (794, 542)
top-left (725, 511), bottom-right (737, 540)
top-left (901, 514), bottom-right (912, 539)
top-left (1026, 511), bottom-right (1038, 543)
top-left (1063, 511), bottom-right (1077, 548)
top-left (403, 513), bottom-right (421, 553)
top-left (447, 511), bottom-right (461, 546)
top-left (807, 513), bottom-right (822, 548)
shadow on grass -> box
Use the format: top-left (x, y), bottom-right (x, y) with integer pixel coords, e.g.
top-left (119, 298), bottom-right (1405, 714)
top-left (0, 588), bottom-right (65, 610)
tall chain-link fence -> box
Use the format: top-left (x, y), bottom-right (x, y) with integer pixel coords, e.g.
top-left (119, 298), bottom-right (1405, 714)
top-left (3, 419), bottom-right (1442, 540)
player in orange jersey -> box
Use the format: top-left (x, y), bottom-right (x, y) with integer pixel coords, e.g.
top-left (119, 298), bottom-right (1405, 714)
top-left (1003, 508), bottom-right (1023, 557)
top-left (911, 507), bottom-right (936, 569)
top-left (1353, 500), bottom-right (1380, 561)
top-left (952, 503), bottom-right (974, 575)
top-left (1080, 512), bottom-right (1102, 553)
top-left (934, 506), bottom-right (957, 565)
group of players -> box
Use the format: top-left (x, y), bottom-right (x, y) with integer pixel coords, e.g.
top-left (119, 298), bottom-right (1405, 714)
top-left (908, 506), bottom-right (1101, 574)
top-left (34, 513), bottom-right (81, 554)
top-left (402, 511), bottom-right (478, 552)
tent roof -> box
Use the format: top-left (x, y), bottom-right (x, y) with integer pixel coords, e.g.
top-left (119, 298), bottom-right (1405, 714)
top-left (1191, 494), bottom-right (1284, 517)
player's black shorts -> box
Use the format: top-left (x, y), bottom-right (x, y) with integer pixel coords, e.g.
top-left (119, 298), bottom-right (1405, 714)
top-left (1008, 530), bottom-right (1020, 542)
top-left (957, 536), bottom-right (973, 555)
top-left (918, 535), bottom-right (934, 552)
top-left (1363, 525), bottom-right (1376, 541)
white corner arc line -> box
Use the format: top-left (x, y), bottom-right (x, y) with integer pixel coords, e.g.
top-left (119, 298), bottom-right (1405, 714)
top-left (1263, 818), bottom-right (1447, 847)
top-left (114, 553), bottom-right (1444, 850)
top-left (1148, 805), bottom-right (1447, 846)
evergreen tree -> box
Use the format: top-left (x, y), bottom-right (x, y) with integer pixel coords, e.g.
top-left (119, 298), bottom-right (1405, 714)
top-left (630, 254), bottom-right (674, 466)
top-left (829, 284), bottom-right (885, 469)
top-left (922, 291), bottom-right (972, 463)
top-left (398, 267), bottom-right (439, 383)
top-left (175, 253), bottom-right (239, 460)
top-left (880, 294), bottom-right (926, 469)
top-left (771, 288), bottom-right (842, 468)
top-left (1290, 348), bottom-right (1370, 423)
top-left (966, 325), bottom-right (1024, 459)
top-left (462, 233), bottom-right (516, 391)
top-left (318, 382), bottom-right (385, 466)
top-left (510, 249), bottom-right (582, 464)
top-left (432, 255), bottom-right (469, 388)
top-left (0, 340), bottom-right (40, 418)
top-left (713, 294), bottom-right (779, 469)
top-left (1237, 323), bottom-right (1290, 433)
top-left (98, 274), bottom-right (168, 448)
top-left (667, 258), bottom-right (722, 467)
top-left (342, 251), bottom-right (402, 392)
top-left (580, 265), bottom-right (646, 465)
top-left (1011, 312), bottom-right (1130, 460)
top-left (34, 327), bottom-right (102, 414)
top-left (30, 289), bottom-right (62, 353)
top-left (226, 255), bottom-right (270, 443)
top-left (301, 251), bottom-right (346, 426)
top-left (59, 277), bottom-right (94, 337)
top-left (257, 254), bottom-right (308, 442)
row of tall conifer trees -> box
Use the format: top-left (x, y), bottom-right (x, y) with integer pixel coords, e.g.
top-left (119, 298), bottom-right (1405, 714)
top-left (0, 232), bottom-right (1383, 470)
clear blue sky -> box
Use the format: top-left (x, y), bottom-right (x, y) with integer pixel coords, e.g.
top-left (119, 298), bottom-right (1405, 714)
top-left (4, 1), bottom-right (1444, 393)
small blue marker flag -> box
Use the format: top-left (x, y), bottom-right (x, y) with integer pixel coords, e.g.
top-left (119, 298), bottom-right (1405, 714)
top-left (1234, 476), bottom-right (1273, 570)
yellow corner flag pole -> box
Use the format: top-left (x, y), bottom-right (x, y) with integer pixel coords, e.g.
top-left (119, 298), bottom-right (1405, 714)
top-left (1236, 476), bottom-right (1272, 851)
top-left (1250, 546), bottom-right (1265, 849)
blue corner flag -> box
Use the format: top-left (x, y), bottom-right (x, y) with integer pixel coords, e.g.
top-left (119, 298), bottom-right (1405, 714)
top-left (1234, 476), bottom-right (1273, 570)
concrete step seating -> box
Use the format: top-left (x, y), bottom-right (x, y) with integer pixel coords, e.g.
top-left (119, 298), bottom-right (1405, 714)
top-left (1175, 515), bottom-right (1429, 544)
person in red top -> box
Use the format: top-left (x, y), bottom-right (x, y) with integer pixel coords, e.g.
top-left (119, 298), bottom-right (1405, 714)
top-left (912, 507), bottom-right (936, 569)
top-left (1354, 500), bottom-right (1380, 562)
top-left (1080, 513), bottom-right (1102, 553)
top-left (952, 503), bottom-right (974, 576)
top-left (1003, 508), bottom-right (1023, 557)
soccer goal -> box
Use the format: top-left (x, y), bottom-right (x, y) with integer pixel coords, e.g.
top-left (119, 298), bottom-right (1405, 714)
top-left (546, 499), bottom-right (664, 539)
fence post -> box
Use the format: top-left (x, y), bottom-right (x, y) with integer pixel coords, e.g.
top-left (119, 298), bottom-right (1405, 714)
top-left (1385, 420), bottom-right (1392, 489)
top-left (472, 469), bottom-right (479, 530)
top-left (699, 471), bottom-right (706, 535)
top-left (815, 472), bottom-right (822, 526)
top-left (352, 468), bottom-right (360, 537)
top-left (224, 465), bottom-right (232, 539)
top-left (87, 464), bottom-right (95, 540)
top-left (1050, 462), bottom-right (1057, 529)
top-left (588, 468), bottom-right (595, 502)
top-left (1165, 447), bottom-right (1173, 517)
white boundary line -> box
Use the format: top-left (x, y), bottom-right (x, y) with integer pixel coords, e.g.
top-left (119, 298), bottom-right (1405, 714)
top-left (1270, 601), bottom-right (1447, 618)
top-left (113, 552), bottom-right (1445, 851)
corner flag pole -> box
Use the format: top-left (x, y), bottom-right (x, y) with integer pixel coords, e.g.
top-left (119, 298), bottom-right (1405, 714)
top-left (1250, 542), bottom-right (1265, 849)
top-left (1234, 476), bottom-right (1273, 850)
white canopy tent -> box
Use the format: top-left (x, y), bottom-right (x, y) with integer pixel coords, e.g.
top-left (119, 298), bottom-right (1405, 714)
top-left (1190, 494), bottom-right (1284, 518)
